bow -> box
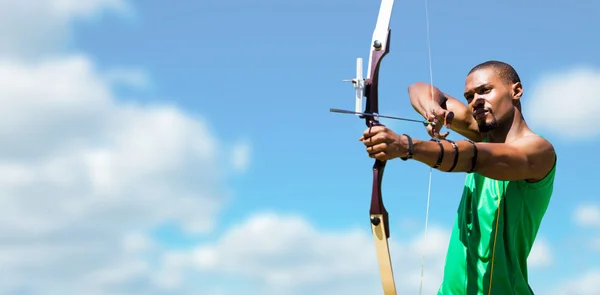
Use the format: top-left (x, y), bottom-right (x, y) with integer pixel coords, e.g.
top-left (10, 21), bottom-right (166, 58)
top-left (329, 0), bottom-right (436, 293)
top-left (361, 1), bottom-right (396, 294)
top-left (332, 0), bottom-right (397, 293)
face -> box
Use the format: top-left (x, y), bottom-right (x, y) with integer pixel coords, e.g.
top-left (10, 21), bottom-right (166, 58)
top-left (463, 68), bottom-right (522, 133)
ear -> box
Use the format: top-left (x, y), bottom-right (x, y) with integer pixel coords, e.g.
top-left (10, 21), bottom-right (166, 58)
top-left (511, 82), bottom-right (523, 101)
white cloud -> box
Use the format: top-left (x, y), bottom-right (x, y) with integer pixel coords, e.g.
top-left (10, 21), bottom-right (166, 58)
top-left (0, 1), bottom-right (242, 294)
top-left (0, 55), bottom-right (230, 233)
top-left (528, 237), bottom-right (553, 268)
top-left (574, 204), bottom-right (600, 228)
top-left (526, 67), bottom-right (600, 139)
top-left (551, 269), bottom-right (600, 295)
top-left (105, 67), bottom-right (151, 89)
top-left (50, 0), bottom-right (131, 17)
top-left (0, 0), bottom-right (131, 59)
top-left (168, 213), bottom-right (450, 295)
top-left (592, 238), bottom-right (600, 251)
top-left (231, 141), bottom-right (251, 173)
top-left (0, 54), bottom-right (242, 294)
top-left (573, 204), bottom-right (600, 253)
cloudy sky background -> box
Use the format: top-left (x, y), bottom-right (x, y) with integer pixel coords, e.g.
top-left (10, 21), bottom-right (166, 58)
top-left (1, 0), bottom-right (599, 294)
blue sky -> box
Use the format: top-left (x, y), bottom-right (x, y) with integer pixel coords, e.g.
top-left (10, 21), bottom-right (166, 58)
top-left (1, 0), bottom-right (599, 294)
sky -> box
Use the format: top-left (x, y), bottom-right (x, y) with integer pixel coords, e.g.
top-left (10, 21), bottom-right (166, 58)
top-left (1, 0), bottom-right (599, 294)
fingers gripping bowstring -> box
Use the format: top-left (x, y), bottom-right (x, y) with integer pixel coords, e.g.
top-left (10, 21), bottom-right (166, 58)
top-left (419, 0), bottom-right (435, 293)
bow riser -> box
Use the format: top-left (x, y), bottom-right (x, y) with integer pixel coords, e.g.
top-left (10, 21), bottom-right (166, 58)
top-left (364, 28), bottom-right (391, 128)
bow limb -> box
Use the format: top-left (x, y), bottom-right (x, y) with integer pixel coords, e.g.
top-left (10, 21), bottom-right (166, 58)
top-left (370, 159), bottom-right (396, 295)
top-left (364, 0), bottom-right (396, 294)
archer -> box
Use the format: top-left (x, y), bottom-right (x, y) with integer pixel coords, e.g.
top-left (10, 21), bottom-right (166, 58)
top-left (360, 60), bottom-right (556, 295)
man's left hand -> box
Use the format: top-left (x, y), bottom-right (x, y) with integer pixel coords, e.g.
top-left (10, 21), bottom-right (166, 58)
top-left (359, 126), bottom-right (407, 161)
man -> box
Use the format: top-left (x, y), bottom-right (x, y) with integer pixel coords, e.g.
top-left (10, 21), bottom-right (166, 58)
top-left (360, 60), bottom-right (556, 294)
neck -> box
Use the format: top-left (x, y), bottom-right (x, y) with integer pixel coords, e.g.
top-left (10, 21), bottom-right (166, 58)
top-left (487, 107), bottom-right (531, 143)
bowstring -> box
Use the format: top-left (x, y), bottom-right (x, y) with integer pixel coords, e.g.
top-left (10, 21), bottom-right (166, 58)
top-left (419, 0), bottom-right (435, 293)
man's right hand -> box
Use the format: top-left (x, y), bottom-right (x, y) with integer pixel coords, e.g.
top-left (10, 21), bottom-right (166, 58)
top-left (424, 103), bottom-right (454, 139)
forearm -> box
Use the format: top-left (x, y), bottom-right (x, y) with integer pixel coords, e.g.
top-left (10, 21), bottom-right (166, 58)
top-left (410, 138), bottom-right (531, 181)
top-left (411, 138), bottom-right (474, 173)
top-left (408, 82), bottom-right (447, 117)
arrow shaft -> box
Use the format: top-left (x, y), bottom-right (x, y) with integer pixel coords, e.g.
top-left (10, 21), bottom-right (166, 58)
top-left (329, 108), bottom-right (431, 125)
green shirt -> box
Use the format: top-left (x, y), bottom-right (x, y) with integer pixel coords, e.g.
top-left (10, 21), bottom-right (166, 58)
top-left (437, 154), bottom-right (556, 295)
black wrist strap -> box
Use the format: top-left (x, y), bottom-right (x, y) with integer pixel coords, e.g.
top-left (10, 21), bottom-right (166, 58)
top-left (466, 139), bottom-right (478, 173)
top-left (430, 138), bottom-right (444, 168)
top-left (445, 139), bottom-right (459, 172)
top-left (400, 134), bottom-right (414, 161)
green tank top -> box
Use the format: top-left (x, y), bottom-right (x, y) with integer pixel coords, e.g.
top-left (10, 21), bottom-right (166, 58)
top-left (437, 147), bottom-right (556, 295)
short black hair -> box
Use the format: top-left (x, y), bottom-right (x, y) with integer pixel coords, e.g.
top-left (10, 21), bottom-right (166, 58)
top-left (468, 60), bottom-right (521, 85)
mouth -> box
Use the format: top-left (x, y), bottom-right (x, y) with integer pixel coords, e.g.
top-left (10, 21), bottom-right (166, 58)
top-left (473, 108), bottom-right (488, 120)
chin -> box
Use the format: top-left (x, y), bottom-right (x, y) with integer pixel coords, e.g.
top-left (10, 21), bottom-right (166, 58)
top-left (477, 120), bottom-right (498, 133)
top-left (473, 111), bottom-right (499, 133)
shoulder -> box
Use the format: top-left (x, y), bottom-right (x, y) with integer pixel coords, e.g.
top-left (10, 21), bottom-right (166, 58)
top-left (510, 134), bottom-right (556, 182)
top-left (510, 134), bottom-right (555, 156)
top-left (511, 133), bottom-right (553, 147)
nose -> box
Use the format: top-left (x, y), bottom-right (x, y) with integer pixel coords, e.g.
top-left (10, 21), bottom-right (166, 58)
top-left (472, 96), bottom-right (485, 108)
